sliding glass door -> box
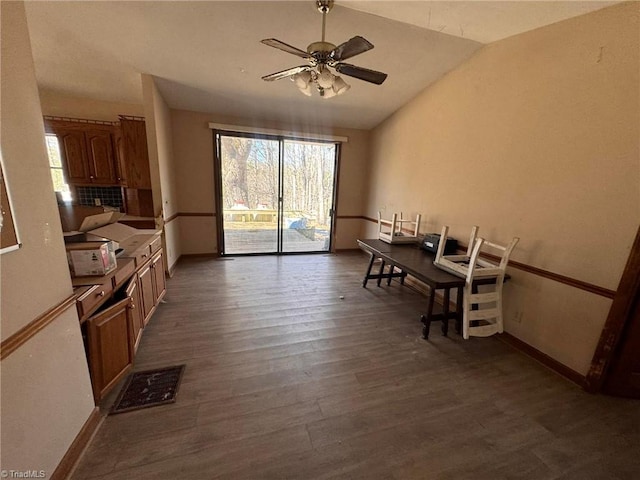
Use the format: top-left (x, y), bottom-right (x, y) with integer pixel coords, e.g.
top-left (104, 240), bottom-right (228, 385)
top-left (216, 132), bottom-right (338, 255)
top-left (281, 140), bottom-right (336, 253)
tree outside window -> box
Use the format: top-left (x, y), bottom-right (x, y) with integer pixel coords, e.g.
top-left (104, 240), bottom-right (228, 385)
top-left (45, 134), bottom-right (72, 202)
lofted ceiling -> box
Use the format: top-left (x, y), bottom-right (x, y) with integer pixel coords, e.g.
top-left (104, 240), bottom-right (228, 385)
top-left (24, 1), bottom-right (619, 130)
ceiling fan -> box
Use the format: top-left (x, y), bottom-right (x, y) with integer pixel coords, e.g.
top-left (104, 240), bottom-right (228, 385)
top-left (261, 0), bottom-right (388, 98)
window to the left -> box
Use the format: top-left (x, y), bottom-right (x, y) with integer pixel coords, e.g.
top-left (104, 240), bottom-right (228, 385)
top-left (45, 134), bottom-right (72, 202)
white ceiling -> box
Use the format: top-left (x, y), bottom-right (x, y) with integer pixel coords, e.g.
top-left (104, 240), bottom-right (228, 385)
top-left (24, 1), bottom-right (619, 130)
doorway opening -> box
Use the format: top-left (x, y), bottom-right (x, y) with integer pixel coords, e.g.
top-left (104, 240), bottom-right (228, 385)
top-left (214, 131), bottom-right (339, 255)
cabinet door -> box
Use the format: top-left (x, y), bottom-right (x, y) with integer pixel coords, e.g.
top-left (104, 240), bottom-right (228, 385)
top-left (113, 126), bottom-right (127, 186)
top-left (120, 119), bottom-right (151, 189)
top-left (85, 129), bottom-right (117, 185)
top-left (125, 274), bottom-right (144, 351)
top-left (87, 297), bottom-right (134, 401)
top-left (151, 251), bottom-right (166, 305)
top-left (138, 261), bottom-right (156, 326)
top-left (55, 128), bottom-right (91, 184)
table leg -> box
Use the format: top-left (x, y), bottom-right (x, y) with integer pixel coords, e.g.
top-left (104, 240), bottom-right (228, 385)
top-left (362, 252), bottom-right (375, 288)
top-left (387, 264), bottom-right (394, 286)
top-left (421, 288), bottom-right (437, 339)
top-left (441, 288), bottom-right (450, 336)
top-left (377, 260), bottom-right (386, 287)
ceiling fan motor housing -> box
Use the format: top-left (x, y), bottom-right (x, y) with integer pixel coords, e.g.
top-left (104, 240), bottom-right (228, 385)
top-left (307, 41), bottom-right (337, 60)
top-left (316, 0), bottom-right (334, 14)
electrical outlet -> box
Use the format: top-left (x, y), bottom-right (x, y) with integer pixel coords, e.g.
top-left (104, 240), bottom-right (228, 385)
top-left (94, 198), bottom-right (101, 206)
top-left (513, 311), bottom-right (523, 323)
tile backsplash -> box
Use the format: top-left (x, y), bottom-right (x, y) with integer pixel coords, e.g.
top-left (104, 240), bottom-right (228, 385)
top-left (76, 186), bottom-right (124, 210)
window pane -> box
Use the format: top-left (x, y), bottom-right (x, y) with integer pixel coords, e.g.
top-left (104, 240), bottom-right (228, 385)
top-left (50, 168), bottom-right (67, 192)
top-left (46, 135), bottom-right (62, 167)
top-left (282, 140), bottom-right (335, 253)
top-left (45, 134), bottom-right (72, 202)
top-left (220, 136), bottom-right (279, 254)
top-left (218, 132), bottom-right (337, 255)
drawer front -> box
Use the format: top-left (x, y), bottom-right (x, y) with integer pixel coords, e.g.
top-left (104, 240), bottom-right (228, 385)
top-left (149, 235), bottom-right (162, 254)
top-left (113, 258), bottom-right (136, 289)
top-left (134, 246), bottom-right (152, 267)
top-left (77, 281), bottom-right (113, 320)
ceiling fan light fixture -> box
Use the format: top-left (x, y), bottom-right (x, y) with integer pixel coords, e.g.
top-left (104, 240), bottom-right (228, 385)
top-left (261, 0), bottom-right (387, 97)
top-left (299, 83), bottom-right (313, 96)
top-left (332, 75), bottom-right (350, 95)
top-left (320, 86), bottom-right (337, 99)
top-left (317, 68), bottom-right (335, 89)
top-left (292, 71), bottom-right (312, 89)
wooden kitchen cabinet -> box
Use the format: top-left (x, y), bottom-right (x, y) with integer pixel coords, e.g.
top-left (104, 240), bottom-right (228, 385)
top-left (48, 121), bottom-right (120, 186)
top-left (85, 128), bottom-right (118, 185)
top-left (119, 118), bottom-right (151, 189)
top-left (152, 250), bottom-right (167, 305)
top-left (76, 281), bottom-right (113, 320)
top-left (113, 126), bottom-right (127, 186)
top-left (119, 118), bottom-right (154, 216)
top-left (125, 274), bottom-right (144, 352)
top-left (138, 260), bottom-right (156, 327)
top-left (46, 116), bottom-right (153, 215)
top-left (86, 297), bottom-right (135, 401)
top-left (54, 127), bottom-right (91, 184)
top-left (138, 249), bottom-right (166, 326)
top-left (73, 235), bottom-right (165, 403)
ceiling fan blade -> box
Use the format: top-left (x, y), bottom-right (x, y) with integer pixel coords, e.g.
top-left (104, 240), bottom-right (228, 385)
top-left (331, 36), bottom-right (374, 61)
top-left (335, 63), bottom-right (387, 85)
top-left (262, 66), bottom-right (311, 82)
top-left (261, 38), bottom-right (310, 59)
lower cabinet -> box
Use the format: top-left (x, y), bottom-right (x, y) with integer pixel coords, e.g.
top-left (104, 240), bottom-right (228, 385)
top-left (138, 261), bottom-right (155, 326)
top-left (86, 297), bottom-right (135, 401)
top-left (152, 251), bottom-right (167, 304)
top-left (81, 246), bottom-right (167, 403)
top-left (139, 250), bottom-right (166, 326)
top-left (125, 274), bottom-right (144, 352)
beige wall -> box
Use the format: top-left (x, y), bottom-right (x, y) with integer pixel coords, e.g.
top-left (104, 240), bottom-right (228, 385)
top-left (141, 75), bottom-right (182, 271)
top-left (170, 109), bottom-right (371, 254)
top-left (39, 89), bottom-right (144, 121)
top-left (365, 2), bottom-right (640, 375)
top-left (0, 1), bottom-right (95, 474)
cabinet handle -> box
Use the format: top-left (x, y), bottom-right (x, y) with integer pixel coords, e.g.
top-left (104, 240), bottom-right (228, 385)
top-left (130, 302), bottom-right (136, 310)
top-left (90, 175), bottom-right (94, 179)
top-left (98, 290), bottom-right (105, 297)
top-left (141, 254), bottom-right (147, 259)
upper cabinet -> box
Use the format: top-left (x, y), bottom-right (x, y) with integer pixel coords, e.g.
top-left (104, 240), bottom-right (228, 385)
top-left (54, 126), bottom-right (90, 184)
top-left (47, 120), bottom-right (120, 186)
top-left (86, 128), bottom-right (118, 185)
top-left (45, 115), bottom-right (154, 217)
top-left (118, 117), bottom-right (154, 217)
top-left (113, 126), bottom-right (127, 186)
top-left (119, 118), bottom-right (151, 189)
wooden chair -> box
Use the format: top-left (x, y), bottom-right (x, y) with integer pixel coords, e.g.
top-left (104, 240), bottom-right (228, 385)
top-left (378, 212), bottom-right (421, 244)
top-left (434, 225), bottom-right (519, 339)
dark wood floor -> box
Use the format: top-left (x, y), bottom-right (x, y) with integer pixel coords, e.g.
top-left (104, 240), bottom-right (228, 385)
top-left (72, 253), bottom-right (640, 479)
